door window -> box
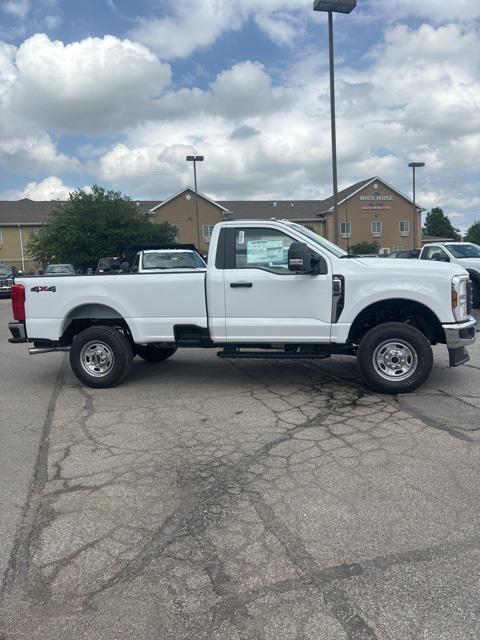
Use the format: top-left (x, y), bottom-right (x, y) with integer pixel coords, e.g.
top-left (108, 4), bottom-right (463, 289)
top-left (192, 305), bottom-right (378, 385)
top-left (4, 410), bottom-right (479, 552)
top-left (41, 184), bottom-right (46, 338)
top-left (235, 228), bottom-right (296, 273)
top-left (423, 246), bottom-right (449, 261)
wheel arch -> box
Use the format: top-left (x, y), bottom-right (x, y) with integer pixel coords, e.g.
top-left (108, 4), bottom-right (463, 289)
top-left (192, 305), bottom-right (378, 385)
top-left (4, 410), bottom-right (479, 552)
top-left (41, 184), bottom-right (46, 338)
top-left (348, 298), bottom-right (445, 346)
top-left (60, 303), bottom-right (133, 345)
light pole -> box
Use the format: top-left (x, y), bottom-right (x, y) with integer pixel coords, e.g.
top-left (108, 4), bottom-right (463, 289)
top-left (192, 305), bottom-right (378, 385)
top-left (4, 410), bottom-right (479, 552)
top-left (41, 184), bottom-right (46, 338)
top-left (408, 162), bottom-right (425, 249)
top-left (313, 0), bottom-right (357, 246)
top-left (186, 155), bottom-right (204, 248)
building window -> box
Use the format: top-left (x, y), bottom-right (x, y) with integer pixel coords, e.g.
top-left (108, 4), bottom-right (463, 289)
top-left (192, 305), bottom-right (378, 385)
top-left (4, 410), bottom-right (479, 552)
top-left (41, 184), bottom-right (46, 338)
top-left (371, 221), bottom-right (382, 237)
top-left (202, 225), bottom-right (215, 241)
top-left (400, 221), bottom-right (410, 236)
top-left (340, 221), bottom-right (351, 238)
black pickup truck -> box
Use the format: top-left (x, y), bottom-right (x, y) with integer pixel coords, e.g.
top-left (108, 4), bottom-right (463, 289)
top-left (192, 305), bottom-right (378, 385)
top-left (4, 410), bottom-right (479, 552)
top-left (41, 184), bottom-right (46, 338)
top-left (0, 264), bottom-right (17, 298)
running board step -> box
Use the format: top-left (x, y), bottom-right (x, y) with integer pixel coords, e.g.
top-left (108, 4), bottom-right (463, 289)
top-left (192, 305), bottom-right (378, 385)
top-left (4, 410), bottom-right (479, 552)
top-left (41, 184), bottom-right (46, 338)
top-left (217, 350), bottom-right (331, 360)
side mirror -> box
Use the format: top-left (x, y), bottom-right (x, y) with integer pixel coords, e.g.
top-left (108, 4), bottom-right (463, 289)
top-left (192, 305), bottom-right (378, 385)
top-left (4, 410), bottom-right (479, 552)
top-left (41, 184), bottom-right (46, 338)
top-left (288, 242), bottom-right (313, 273)
top-left (120, 261), bottom-right (131, 273)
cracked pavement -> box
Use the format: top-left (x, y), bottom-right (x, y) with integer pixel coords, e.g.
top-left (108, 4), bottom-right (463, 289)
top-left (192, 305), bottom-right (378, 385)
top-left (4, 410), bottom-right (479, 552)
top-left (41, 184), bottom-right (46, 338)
top-left (1, 307), bottom-right (480, 639)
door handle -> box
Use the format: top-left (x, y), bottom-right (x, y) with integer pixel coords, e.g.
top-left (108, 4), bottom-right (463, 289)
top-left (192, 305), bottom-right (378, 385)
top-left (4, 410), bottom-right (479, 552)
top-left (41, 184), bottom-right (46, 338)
top-left (230, 282), bottom-right (253, 288)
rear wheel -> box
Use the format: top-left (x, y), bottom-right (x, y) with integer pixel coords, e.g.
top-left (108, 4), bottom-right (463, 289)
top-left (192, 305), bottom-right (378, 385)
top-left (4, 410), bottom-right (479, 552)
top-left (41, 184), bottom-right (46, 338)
top-left (70, 326), bottom-right (133, 388)
top-left (136, 345), bottom-right (177, 362)
top-left (357, 322), bottom-right (433, 394)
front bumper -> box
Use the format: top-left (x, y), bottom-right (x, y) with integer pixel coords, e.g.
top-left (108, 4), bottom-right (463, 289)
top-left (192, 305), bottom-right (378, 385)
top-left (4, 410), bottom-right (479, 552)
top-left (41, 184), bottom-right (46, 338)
top-left (442, 316), bottom-right (477, 367)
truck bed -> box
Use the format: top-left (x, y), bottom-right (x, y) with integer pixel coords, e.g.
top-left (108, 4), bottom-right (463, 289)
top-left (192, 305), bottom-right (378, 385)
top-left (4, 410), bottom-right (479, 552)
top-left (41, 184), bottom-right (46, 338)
top-left (17, 272), bottom-right (209, 344)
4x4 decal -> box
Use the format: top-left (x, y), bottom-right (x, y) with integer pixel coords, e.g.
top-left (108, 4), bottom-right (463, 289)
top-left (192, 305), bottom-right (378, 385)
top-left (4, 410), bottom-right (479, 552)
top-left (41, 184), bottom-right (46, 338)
top-left (31, 285), bottom-right (56, 293)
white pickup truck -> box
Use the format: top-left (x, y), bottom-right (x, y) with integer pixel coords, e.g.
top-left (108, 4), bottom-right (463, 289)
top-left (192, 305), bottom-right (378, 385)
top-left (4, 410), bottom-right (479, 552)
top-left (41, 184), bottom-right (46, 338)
top-left (8, 219), bottom-right (476, 393)
top-left (419, 242), bottom-right (480, 307)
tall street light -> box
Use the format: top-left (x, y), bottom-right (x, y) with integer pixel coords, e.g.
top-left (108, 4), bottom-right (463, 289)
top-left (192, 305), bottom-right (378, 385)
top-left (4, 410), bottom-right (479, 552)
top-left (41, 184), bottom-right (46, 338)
top-left (313, 0), bottom-right (357, 246)
top-left (408, 162), bottom-right (425, 249)
top-left (186, 155), bottom-right (204, 248)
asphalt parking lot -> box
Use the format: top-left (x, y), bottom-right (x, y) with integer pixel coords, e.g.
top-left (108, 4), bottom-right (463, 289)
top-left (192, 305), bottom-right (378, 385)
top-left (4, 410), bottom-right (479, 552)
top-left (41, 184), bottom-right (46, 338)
top-left (1, 299), bottom-right (480, 640)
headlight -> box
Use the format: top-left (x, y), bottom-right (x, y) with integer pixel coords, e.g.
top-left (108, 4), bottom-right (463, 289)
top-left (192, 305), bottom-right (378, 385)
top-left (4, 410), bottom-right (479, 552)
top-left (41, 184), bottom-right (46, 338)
top-left (451, 275), bottom-right (469, 321)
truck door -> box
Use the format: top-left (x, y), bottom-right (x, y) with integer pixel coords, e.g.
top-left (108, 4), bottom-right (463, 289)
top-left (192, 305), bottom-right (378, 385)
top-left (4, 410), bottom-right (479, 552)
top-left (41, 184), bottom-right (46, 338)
top-left (222, 226), bottom-right (333, 342)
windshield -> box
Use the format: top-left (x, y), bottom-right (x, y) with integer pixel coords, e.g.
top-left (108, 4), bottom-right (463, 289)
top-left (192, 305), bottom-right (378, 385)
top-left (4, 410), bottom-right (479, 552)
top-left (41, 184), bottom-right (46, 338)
top-left (142, 251), bottom-right (205, 270)
top-left (0, 266), bottom-right (12, 276)
top-left (45, 264), bottom-right (75, 274)
top-left (286, 223), bottom-right (347, 258)
top-left (445, 243), bottom-right (480, 259)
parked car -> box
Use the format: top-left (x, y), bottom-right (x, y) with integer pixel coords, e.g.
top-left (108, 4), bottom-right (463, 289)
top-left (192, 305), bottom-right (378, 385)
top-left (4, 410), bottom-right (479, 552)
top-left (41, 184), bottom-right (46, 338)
top-left (96, 257), bottom-right (123, 274)
top-left (0, 263), bottom-right (16, 298)
top-left (387, 250), bottom-right (420, 259)
top-left (419, 242), bottom-right (480, 306)
top-left (8, 220), bottom-right (476, 394)
top-left (44, 264), bottom-right (76, 275)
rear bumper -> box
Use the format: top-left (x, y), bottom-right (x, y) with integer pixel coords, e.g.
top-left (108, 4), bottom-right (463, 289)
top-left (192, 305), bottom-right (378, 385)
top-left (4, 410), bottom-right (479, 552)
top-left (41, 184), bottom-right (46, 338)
top-left (442, 316), bottom-right (477, 368)
top-left (8, 321), bottom-right (27, 343)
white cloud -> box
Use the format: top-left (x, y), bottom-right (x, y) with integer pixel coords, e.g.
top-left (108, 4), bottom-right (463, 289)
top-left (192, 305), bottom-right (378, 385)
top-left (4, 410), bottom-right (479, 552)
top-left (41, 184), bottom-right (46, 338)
top-left (369, 0), bottom-right (480, 23)
top-left (21, 176), bottom-right (75, 200)
top-left (2, 176), bottom-right (89, 201)
top-left (2, 0), bottom-right (31, 19)
top-left (11, 34), bottom-right (172, 134)
top-left (129, 0), bottom-right (309, 59)
top-left (42, 14), bottom-right (62, 30)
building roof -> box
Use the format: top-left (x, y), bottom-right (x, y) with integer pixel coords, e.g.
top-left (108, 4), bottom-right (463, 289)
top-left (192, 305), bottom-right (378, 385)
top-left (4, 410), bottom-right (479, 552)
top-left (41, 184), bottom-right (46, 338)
top-left (0, 198), bottom-right (57, 225)
top-left (148, 187), bottom-right (230, 213)
top-left (218, 199), bottom-right (326, 221)
top-left (317, 178), bottom-right (374, 213)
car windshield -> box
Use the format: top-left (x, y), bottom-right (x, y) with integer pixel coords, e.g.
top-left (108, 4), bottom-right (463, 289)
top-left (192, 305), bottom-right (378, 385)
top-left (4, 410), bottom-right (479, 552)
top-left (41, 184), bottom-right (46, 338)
top-left (0, 266), bottom-right (12, 276)
top-left (286, 223), bottom-right (347, 258)
top-left (142, 251), bottom-right (205, 270)
top-left (45, 264), bottom-right (75, 274)
top-left (445, 244), bottom-right (480, 259)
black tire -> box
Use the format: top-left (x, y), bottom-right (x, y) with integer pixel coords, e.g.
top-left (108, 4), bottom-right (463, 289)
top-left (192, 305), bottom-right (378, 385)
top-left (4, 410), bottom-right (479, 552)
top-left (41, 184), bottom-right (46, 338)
top-left (357, 322), bottom-right (433, 394)
top-left (136, 345), bottom-right (177, 362)
top-left (70, 326), bottom-right (133, 388)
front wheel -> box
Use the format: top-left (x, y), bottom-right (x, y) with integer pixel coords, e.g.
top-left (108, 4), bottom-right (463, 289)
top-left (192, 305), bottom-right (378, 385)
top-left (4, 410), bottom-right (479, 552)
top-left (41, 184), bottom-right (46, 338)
top-left (357, 322), bottom-right (433, 394)
top-left (70, 326), bottom-right (133, 388)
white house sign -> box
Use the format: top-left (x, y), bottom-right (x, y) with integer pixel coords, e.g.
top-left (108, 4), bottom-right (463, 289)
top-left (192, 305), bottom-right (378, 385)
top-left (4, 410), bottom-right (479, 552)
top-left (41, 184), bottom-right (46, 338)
top-left (359, 190), bottom-right (393, 211)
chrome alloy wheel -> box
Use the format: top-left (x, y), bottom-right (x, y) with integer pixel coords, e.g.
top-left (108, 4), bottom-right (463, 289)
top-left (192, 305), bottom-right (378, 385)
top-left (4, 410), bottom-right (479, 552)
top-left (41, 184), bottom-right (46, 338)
top-left (373, 340), bottom-right (418, 382)
top-left (80, 340), bottom-right (115, 378)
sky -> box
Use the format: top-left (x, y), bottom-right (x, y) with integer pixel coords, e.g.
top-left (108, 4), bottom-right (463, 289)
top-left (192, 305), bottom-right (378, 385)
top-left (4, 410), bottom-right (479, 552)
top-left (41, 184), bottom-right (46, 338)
top-left (0, 0), bottom-right (479, 231)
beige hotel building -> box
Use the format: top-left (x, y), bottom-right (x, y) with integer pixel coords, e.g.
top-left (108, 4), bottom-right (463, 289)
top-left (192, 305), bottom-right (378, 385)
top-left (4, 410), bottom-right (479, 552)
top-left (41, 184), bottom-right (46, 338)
top-left (0, 176), bottom-right (424, 271)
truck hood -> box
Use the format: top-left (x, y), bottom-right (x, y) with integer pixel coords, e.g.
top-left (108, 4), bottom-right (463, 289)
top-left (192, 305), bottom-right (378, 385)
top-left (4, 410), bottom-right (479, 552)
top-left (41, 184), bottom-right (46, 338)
top-left (350, 257), bottom-right (467, 278)
top-left (455, 258), bottom-right (480, 273)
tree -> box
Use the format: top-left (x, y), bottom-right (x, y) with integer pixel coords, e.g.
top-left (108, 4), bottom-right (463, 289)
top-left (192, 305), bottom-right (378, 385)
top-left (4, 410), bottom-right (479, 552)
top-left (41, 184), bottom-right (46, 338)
top-left (350, 241), bottom-right (379, 255)
top-left (423, 207), bottom-right (461, 241)
top-left (465, 221), bottom-right (480, 245)
top-left (28, 186), bottom-right (177, 271)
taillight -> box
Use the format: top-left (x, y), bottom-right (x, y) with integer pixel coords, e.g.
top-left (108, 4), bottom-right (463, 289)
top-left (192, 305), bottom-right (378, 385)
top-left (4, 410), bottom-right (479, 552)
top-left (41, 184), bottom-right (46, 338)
top-left (11, 284), bottom-right (26, 321)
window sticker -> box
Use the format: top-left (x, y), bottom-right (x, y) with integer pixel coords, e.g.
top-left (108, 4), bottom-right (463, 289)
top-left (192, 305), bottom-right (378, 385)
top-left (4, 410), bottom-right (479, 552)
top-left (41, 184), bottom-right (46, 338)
top-left (247, 239), bottom-right (284, 264)
top-left (238, 230), bottom-right (245, 244)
